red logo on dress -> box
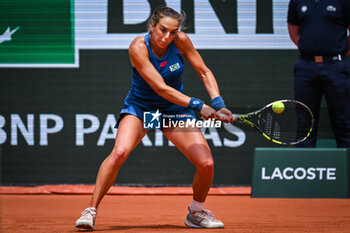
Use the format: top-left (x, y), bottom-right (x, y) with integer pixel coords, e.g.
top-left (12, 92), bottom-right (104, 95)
top-left (160, 61), bottom-right (167, 67)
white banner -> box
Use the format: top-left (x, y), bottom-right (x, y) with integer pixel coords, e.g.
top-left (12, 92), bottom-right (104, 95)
top-left (0, 0), bottom-right (295, 68)
top-left (76, 0), bottom-right (296, 50)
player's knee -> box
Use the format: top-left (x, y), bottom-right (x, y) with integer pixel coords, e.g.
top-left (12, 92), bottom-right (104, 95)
top-left (197, 159), bottom-right (214, 173)
top-left (109, 148), bottom-right (128, 167)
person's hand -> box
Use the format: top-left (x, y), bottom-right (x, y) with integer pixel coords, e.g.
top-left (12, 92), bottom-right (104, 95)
top-left (217, 108), bottom-right (236, 123)
top-left (199, 104), bottom-right (219, 120)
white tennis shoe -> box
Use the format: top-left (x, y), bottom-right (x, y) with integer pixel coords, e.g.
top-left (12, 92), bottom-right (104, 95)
top-left (184, 207), bottom-right (224, 228)
top-left (75, 207), bottom-right (97, 231)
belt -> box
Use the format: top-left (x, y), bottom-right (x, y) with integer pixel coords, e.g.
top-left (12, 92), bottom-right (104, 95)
top-left (300, 54), bottom-right (344, 63)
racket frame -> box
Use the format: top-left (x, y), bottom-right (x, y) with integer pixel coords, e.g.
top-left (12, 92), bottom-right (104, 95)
top-left (235, 100), bottom-right (314, 145)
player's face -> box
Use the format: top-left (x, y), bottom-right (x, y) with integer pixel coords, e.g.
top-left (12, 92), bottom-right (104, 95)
top-left (150, 17), bottom-right (179, 48)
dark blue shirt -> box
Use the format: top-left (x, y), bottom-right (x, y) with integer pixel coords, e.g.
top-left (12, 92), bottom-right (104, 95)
top-left (126, 34), bottom-right (184, 108)
top-left (288, 0), bottom-right (350, 56)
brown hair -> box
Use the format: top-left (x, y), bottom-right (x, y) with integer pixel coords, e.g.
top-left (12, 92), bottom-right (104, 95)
top-left (148, 6), bottom-right (186, 32)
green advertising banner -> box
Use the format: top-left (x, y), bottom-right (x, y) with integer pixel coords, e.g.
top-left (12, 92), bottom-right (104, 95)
top-left (0, 0), bottom-right (74, 65)
top-left (252, 148), bottom-right (350, 198)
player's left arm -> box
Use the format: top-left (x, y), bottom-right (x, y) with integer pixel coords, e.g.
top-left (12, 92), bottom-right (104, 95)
top-left (174, 32), bottom-right (233, 122)
top-left (175, 32), bottom-right (219, 99)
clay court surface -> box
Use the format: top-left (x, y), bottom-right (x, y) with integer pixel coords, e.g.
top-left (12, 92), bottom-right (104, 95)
top-left (1, 191), bottom-right (350, 233)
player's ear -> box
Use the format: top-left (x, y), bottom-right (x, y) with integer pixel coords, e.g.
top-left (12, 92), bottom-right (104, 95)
top-left (149, 23), bottom-right (155, 34)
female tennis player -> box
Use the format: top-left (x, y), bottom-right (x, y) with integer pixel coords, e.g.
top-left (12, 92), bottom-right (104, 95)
top-left (75, 6), bottom-right (233, 230)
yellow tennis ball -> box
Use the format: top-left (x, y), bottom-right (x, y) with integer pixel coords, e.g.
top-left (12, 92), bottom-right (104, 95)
top-left (272, 101), bottom-right (285, 114)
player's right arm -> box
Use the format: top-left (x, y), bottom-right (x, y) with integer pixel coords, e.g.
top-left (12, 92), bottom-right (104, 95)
top-left (128, 36), bottom-right (218, 120)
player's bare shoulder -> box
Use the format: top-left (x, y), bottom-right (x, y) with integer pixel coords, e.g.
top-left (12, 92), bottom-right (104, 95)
top-left (174, 31), bottom-right (194, 55)
top-left (129, 36), bottom-right (147, 54)
top-left (129, 36), bottom-right (148, 60)
top-left (175, 31), bottom-right (189, 41)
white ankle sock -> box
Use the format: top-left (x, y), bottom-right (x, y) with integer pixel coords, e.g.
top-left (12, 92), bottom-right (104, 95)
top-left (191, 200), bottom-right (204, 212)
top-left (88, 207), bottom-right (97, 213)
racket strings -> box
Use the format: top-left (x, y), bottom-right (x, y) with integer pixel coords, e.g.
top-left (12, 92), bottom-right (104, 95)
top-left (273, 121), bottom-right (281, 139)
top-left (264, 112), bottom-right (273, 135)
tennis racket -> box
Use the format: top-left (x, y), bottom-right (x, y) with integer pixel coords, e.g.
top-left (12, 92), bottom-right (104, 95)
top-left (231, 100), bottom-right (314, 145)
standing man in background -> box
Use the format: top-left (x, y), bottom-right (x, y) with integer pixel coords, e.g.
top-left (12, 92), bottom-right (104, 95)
top-left (287, 0), bottom-right (350, 148)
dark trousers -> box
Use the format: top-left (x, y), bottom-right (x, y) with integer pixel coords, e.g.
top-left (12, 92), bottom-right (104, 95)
top-left (293, 58), bottom-right (350, 148)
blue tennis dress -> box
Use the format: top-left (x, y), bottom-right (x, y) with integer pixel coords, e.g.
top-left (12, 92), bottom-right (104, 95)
top-left (115, 34), bottom-right (196, 128)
